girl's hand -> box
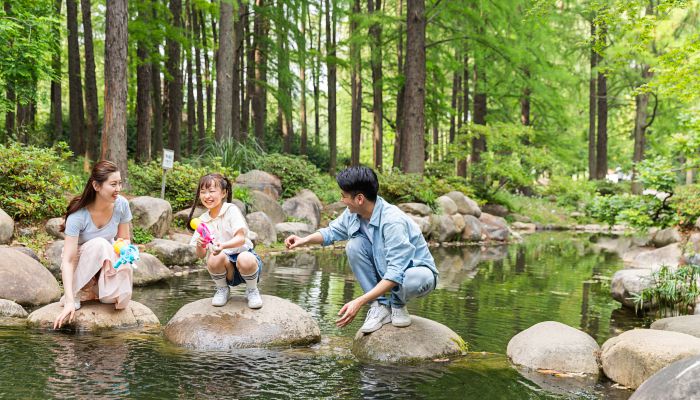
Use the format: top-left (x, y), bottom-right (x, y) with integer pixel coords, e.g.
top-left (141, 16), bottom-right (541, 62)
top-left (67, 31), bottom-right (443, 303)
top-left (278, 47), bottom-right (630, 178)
top-left (210, 242), bottom-right (222, 256)
top-left (53, 302), bottom-right (76, 330)
top-left (196, 236), bottom-right (207, 249)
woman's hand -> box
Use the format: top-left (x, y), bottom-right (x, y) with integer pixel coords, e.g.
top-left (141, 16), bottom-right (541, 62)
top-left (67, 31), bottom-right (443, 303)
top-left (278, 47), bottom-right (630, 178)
top-left (53, 302), bottom-right (76, 330)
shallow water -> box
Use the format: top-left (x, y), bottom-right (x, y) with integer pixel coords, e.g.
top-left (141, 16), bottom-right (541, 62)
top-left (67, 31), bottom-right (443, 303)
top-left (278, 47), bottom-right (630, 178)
top-left (0, 233), bottom-right (645, 399)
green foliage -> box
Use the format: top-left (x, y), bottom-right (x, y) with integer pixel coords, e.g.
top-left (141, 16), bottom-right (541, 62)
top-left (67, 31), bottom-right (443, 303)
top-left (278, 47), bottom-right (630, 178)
top-left (0, 142), bottom-right (76, 220)
top-left (131, 227), bottom-right (154, 244)
top-left (669, 185), bottom-right (700, 227)
top-left (638, 156), bottom-right (676, 193)
top-left (128, 160), bottom-right (235, 211)
top-left (256, 153), bottom-right (321, 199)
top-left (586, 193), bottom-right (675, 229)
top-left (206, 138), bottom-right (264, 174)
top-left (377, 171), bottom-right (475, 210)
top-left (537, 176), bottom-right (596, 210)
top-left (633, 264), bottom-right (700, 317)
top-left (491, 191), bottom-right (576, 225)
top-left (450, 336), bottom-right (469, 356)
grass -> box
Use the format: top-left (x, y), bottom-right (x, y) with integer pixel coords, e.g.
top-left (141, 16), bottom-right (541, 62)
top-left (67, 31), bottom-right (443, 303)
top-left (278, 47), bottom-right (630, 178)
top-left (493, 192), bottom-right (585, 225)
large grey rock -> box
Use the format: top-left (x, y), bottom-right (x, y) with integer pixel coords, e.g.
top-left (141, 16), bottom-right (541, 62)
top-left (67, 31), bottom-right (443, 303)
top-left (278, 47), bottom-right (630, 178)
top-left (146, 239), bottom-right (198, 266)
top-left (45, 217), bottom-right (65, 239)
top-left (231, 199), bottom-right (247, 216)
top-left (129, 196), bottom-right (173, 238)
top-left (506, 321), bottom-right (600, 375)
top-left (0, 248), bottom-right (60, 306)
top-left (651, 227), bottom-right (682, 248)
top-left (236, 170), bottom-right (282, 200)
top-left (462, 215), bottom-right (483, 242)
top-left (323, 201), bottom-right (347, 221)
top-left (479, 213), bottom-right (509, 241)
top-left (246, 212), bottom-right (276, 246)
top-left (601, 329), bottom-right (700, 389)
top-left (282, 192), bottom-right (321, 229)
top-left (630, 355), bottom-right (700, 400)
top-left (611, 269), bottom-right (654, 309)
top-left (451, 214), bottom-right (466, 233)
top-left (167, 233), bottom-right (193, 244)
top-left (429, 214), bottom-right (460, 242)
top-left (45, 240), bottom-right (64, 275)
top-left (27, 301), bottom-right (160, 332)
top-left (436, 196), bottom-right (458, 216)
top-left (0, 299), bottom-right (27, 318)
top-left (512, 222), bottom-right (537, 232)
top-left (173, 206), bottom-right (206, 225)
top-left (398, 203), bottom-right (432, 217)
top-left (9, 246), bottom-right (40, 263)
top-left (352, 316), bottom-right (464, 363)
top-left (275, 222), bottom-right (314, 242)
top-left (133, 253), bottom-right (172, 286)
top-left (408, 215), bottom-right (431, 235)
top-left (248, 190), bottom-right (285, 224)
top-left (482, 204), bottom-right (509, 217)
top-left (445, 191), bottom-right (481, 217)
top-left (630, 243), bottom-right (682, 270)
top-left (651, 315), bottom-right (700, 338)
top-left (163, 296), bottom-right (320, 349)
top-left (0, 208), bottom-right (13, 244)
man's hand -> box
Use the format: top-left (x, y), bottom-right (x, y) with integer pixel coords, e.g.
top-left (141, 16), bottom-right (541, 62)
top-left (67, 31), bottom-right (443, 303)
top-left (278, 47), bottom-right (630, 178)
top-left (285, 235), bottom-right (305, 249)
top-left (336, 297), bottom-right (366, 328)
top-left (53, 302), bottom-right (76, 330)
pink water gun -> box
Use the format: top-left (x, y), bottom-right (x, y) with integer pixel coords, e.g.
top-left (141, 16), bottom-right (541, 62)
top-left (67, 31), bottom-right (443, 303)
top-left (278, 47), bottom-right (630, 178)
top-left (190, 218), bottom-right (215, 247)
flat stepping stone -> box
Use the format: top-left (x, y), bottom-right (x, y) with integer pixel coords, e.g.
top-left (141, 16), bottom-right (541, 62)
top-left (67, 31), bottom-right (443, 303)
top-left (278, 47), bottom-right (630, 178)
top-left (630, 355), bottom-right (700, 400)
top-left (601, 328), bottom-right (700, 389)
top-left (164, 296), bottom-right (320, 350)
top-left (507, 321), bottom-right (600, 375)
top-left (27, 301), bottom-right (160, 332)
top-left (352, 316), bottom-right (464, 363)
top-left (651, 315), bottom-right (700, 338)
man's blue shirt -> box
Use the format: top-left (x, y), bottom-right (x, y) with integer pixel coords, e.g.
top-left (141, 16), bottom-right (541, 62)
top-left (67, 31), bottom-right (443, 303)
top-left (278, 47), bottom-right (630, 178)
top-left (318, 196), bottom-right (438, 285)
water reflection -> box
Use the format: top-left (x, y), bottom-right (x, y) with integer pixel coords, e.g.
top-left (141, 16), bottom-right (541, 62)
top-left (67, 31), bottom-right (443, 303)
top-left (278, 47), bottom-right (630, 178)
top-left (0, 233), bottom-right (645, 399)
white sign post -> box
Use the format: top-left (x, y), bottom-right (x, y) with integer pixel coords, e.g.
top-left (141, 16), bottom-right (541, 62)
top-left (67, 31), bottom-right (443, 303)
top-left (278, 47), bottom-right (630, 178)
top-left (161, 149), bottom-right (175, 199)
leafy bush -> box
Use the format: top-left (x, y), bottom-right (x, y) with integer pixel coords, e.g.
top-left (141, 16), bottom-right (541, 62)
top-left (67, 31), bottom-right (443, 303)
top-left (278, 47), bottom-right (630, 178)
top-left (586, 194), bottom-right (675, 229)
top-left (633, 264), bottom-right (700, 317)
top-left (256, 153), bottom-right (321, 199)
top-left (128, 160), bottom-right (238, 211)
top-left (670, 185), bottom-right (700, 227)
top-left (0, 142), bottom-right (77, 220)
top-left (538, 176), bottom-right (596, 210)
top-left (206, 137), bottom-right (263, 174)
top-left (131, 226), bottom-right (154, 244)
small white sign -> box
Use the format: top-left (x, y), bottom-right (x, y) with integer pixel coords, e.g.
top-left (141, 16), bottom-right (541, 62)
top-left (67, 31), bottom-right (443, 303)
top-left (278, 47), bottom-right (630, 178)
top-left (162, 149), bottom-right (174, 170)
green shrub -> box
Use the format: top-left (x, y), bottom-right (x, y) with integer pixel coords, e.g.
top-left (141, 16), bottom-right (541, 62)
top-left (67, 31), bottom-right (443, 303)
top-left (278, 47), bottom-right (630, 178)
top-left (633, 264), bottom-right (700, 317)
top-left (669, 185), bottom-right (700, 227)
top-left (586, 193), bottom-right (675, 229)
top-left (131, 227), bottom-right (154, 244)
top-left (0, 142), bottom-right (77, 220)
top-left (256, 153), bottom-right (321, 198)
top-left (128, 160), bottom-right (237, 211)
top-left (538, 176), bottom-right (596, 209)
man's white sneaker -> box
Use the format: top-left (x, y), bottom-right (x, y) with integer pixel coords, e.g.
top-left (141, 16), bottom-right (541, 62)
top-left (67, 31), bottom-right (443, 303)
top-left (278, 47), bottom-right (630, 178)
top-left (391, 305), bottom-right (411, 327)
top-left (246, 288), bottom-right (263, 309)
top-left (359, 301), bottom-right (391, 333)
top-left (211, 286), bottom-right (230, 307)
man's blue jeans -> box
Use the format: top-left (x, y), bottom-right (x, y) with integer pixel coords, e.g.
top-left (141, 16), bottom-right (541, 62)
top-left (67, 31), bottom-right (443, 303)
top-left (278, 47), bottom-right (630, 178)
top-left (346, 235), bottom-right (437, 307)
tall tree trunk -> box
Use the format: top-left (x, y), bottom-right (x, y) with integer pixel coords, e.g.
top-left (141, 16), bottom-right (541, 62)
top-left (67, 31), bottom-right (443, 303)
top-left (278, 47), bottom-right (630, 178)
top-left (242, 2), bottom-right (253, 141)
top-left (151, 60), bottom-right (164, 157)
top-left (368, 0), bottom-right (383, 170)
top-left (520, 68), bottom-right (531, 126)
top-left (392, 0), bottom-right (404, 170)
top-left (312, 1), bottom-right (321, 147)
top-left (167, 0), bottom-right (183, 159)
top-left (216, 0), bottom-right (234, 142)
top-left (199, 11), bottom-right (213, 135)
top-left (81, 0), bottom-right (99, 162)
top-left (631, 65), bottom-right (654, 194)
top-left (66, 0), bottom-right (85, 156)
top-left (136, 6), bottom-right (152, 163)
top-left (186, 4), bottom-right (195, 156)
top-left (299, 1), bottom-right (308, 155)
top-left (231, 2), bottom-right (244, 142)
top-left (471, 62), bottom-right (486, 166)
top-left (16, 103), bottom-right (31, 143)
top-left (277, 20), bottom-right (294, 154)
top-left (449, 70), bottom-right (459, 145)
top-left (595, 23), bottom-right (608, 180)
top-left (50, 0), bottom-right (63, 145)
top-left (588, 20), bottom-right (597, 180)
top-left (101, 0), bottom-right (128, 182)
top-left (325, 0), bottom-right (337, 173)
top-left (350, 0), bottom-right (362, 166)
top-left (401, 0), bottom-right (426, 174)
top-left (456, 50), bottom-right (468, 177)
top-left (253, 0), bottom-right (268, 147)
top-left (193, 10), bottom-right (206, 152)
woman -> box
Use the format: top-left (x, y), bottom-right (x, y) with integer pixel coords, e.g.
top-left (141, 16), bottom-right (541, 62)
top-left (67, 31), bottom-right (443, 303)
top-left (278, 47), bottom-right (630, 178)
top-left (53, 160), bottom-right (134, 329)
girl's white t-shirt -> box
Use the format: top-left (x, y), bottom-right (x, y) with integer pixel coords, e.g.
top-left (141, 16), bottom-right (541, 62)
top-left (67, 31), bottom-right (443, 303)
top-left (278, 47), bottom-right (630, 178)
top-left (189, 202), bottom-right (253, 255)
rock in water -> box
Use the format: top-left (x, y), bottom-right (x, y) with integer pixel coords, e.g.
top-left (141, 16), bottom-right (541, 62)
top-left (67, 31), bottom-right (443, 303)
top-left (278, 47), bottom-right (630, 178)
top-left (27, 301), bottom-right (160, 332)
top-left (630, 355), bottom-right (700, 400)
top-left (164, 296), bottom-right (320, 350)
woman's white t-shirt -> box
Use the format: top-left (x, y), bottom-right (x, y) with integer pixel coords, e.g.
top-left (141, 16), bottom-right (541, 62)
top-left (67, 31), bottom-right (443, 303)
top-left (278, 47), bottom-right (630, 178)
top-left (189, 202), bottom-right (253, 255)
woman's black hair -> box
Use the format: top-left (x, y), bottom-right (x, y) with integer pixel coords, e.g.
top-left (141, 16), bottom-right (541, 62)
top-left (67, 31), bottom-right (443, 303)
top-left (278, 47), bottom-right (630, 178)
top-left (335, 166), bottom-right (379, 202)
top-left (187, 173), bottom-right (233, 230)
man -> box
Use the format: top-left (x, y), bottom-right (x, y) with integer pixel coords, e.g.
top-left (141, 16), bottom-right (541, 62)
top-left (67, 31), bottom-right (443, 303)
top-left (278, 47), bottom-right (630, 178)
top-left (285, 166), bottom-right (438, 333)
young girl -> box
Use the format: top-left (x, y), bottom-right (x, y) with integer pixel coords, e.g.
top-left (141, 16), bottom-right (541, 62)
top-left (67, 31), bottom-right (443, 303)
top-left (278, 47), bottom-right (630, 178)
top-left (188, 173), bottom-right (263, 309)
top-left (53, 160), bottom-right (134, 329)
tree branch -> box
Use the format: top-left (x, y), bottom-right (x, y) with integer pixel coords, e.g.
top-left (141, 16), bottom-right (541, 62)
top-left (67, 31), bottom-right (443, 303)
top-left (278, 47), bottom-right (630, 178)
top-left (643, 92), bottom-right (658, 130)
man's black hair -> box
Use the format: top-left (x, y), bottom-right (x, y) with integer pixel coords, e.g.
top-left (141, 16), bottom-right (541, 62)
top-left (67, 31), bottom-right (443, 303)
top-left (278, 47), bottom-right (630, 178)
top-left (336, 166), bottom-right (379, 202)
